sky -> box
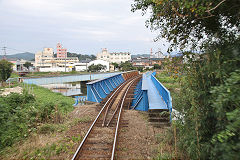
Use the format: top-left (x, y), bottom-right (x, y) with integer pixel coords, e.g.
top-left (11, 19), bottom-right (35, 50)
top-left (0, 0), bottom-right (170, 55)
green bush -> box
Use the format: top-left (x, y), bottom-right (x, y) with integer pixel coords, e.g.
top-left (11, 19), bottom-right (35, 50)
top-left (0, 85), bottom-right (74, 151)
top-left (175, 39), bottom-right (240, 159)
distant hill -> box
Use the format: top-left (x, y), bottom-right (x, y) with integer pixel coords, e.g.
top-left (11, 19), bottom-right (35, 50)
top-left (131, 54), bottom-right (150, 58)
top-left (0, 52), bottom-right (35, 61)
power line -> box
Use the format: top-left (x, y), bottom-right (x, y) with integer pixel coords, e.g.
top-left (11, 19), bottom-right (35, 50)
top-left (5, 47), bottom-right (31, 53)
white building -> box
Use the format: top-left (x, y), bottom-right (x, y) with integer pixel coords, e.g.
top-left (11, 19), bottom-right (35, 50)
top-left (96, 48), bottom-right (131, 64)
top-left (35, 47), bottom-right (78, 72)
top-left (74, 62), bottom-right (88, 71)
top-left (88, 60), bottom-right (110, 72)
top-left (35, 48), bottom-right (54, 68)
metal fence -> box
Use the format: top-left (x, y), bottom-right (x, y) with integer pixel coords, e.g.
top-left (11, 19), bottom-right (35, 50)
top-left (151, 72), bottom-right (172, 116)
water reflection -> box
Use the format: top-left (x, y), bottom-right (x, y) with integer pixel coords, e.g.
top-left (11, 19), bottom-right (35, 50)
top-left (40, 81), bottom-right (87, 97)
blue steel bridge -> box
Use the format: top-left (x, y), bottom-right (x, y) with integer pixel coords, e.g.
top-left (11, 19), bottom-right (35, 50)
top-left (86, 71), bottom-right (172, 122)
top-left (71, 71), bottom-right (173, 159)
top-left (22, 71), bottom-right (172, 121)
top-left (22, 71), bottom-right (173, 159)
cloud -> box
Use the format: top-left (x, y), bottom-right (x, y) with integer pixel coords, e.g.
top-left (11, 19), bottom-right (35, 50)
top-left (0, 0), bottom-right (169, 55)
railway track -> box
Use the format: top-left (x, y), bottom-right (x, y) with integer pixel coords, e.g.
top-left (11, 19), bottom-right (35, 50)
top-left (72, 75), bottom-right (141, 160)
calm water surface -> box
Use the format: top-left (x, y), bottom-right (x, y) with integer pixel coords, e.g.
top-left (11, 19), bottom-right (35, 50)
top-left (40, 81), bottom-right (87, 97)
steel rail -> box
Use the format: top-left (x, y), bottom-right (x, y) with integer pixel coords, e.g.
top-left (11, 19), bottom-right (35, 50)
top-left (71, 79), bottom-right (129, 160)
top-left (101, 89), bottom-right (121, 126)
top-left (106, 76), bottom-right (141, 127)
top-left (106, 95), bottom-right (123, 127)
top-left (111, 77), bottom-right (136, 160)
top-left (102, 76), bottom-right (140, 127)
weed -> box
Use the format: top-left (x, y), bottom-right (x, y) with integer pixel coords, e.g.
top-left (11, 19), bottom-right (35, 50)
top-left (154, 153), bottom-right (175, 160)
top-left (73, 116), bottom-right (91, 125)
top-left (38, 124), bottom-right (56, 134)
top-left (71, 135), bottom-right (82, 142)
top-left (0, 84), bottom-right (74, 151)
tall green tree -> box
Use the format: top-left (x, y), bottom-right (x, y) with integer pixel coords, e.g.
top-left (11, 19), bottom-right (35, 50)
top-left (111, 63), bottom-right (119, 70)
top-left (23, 62), bottom-right (33, 70)
top-left (132, 0), bottom-right (240, 51)
top-left (120, 61), bottom-right (135, 71)
top-left (132, 0), bottom-right (240, 159)
top-left (88, 64), bottom-right (106, 72)
top-left (0, 59), bottom-right (13, 84)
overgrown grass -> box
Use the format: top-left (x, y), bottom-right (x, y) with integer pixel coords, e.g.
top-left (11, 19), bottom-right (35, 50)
top-left (10, 72), bottom-right (19, 78)
top-left (156, 72), bottom-right (180, 90)
top-left (31, 84), bottom-right (74, 114)
top-left (0, 84), bottom-right (74, 152)
top-left (156, 72), bottom-right (181, 108)
top-left (72, 116), bottom-right (92, 125)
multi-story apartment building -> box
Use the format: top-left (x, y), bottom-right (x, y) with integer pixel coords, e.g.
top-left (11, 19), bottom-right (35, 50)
top-left (96, 48), bottom-right (131, 64)
top-left (56, 43), bottom-right (67, 58)
top-left (35, 47), bottom-right (78, 70)
top-left (35, 48), bottom-right (54, 68)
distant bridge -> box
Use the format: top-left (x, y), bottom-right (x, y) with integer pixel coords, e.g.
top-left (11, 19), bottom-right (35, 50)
top-left (21, 72), bottom-right (122, 85)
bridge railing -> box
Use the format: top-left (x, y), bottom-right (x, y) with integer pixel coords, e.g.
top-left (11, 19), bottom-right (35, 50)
top-left (86, 71), bottom-right (139, 103)
top-left (151, 72), bottom-right (172, 112)
top-left (87, 73), bottom-right (125, 102)
top-left (22, 72), bottom-right (121, 85)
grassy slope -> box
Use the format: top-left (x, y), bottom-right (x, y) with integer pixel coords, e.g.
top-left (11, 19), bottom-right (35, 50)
top-left (32, 84), bottom-right (74, 113)
top-left (0, 84), bottom-right (75, 158)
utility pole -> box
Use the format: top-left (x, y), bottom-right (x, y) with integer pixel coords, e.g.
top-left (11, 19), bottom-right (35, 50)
top-left (2, 46), bottom-right (7, 59)
top-left (65, 54), bottom-right (66, 72)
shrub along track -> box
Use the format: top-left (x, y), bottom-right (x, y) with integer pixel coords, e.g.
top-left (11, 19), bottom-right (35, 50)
top-left (72, 75), bottom-right (142, 160)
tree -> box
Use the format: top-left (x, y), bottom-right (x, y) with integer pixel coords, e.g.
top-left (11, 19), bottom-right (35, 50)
top-left (137, 66), bottom-right (144, 72)
top-left (111, 63), bottom-right (119, 70)
top-left (88, 64), bottom-right (106, 72)
top-left (66, 52), bottom-right (96, 61)
top-left (153, 64), bottom-right (161, 70)
top-left (132, 0), bottom-right (240, 159)
top-left (119, 61), bottom-right (135, 71)
top-left (23, 62), bottom-right (32, 70)
top-left (132, 0), bottom-right (240, 51)
top-left (0, 59), bottom-right (13, 84)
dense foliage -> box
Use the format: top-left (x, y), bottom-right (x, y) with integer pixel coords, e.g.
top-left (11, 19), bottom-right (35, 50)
top-left (132, 0), bottom-right (240, 159)
top-left (176, 40), bottom-right (240, 159)
top-left (23, 62), bottom-right (33, 70)
top-left (67, 52), bottom-right (96, 61)
top-left (0, 59), bottom-right (13, 83)
top-left (120, 61), bottom-right (135, 71)
top-left (132, 0), bottom-right (240, 51)
top-left (88, 64), bottom-right (106, 72)
top-left (0, 86), bottom-right (74, 150)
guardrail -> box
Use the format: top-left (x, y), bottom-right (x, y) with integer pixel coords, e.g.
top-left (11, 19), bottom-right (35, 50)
top-left (86, 71), bottom-right (139, 103)
top-left (151, 72), bottom-right (172, 120)
top-left (87, 73), bottom-right (125, 102)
